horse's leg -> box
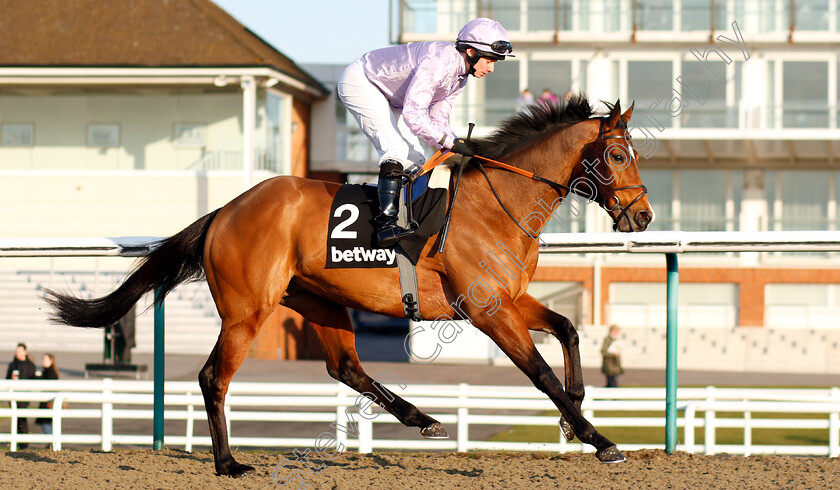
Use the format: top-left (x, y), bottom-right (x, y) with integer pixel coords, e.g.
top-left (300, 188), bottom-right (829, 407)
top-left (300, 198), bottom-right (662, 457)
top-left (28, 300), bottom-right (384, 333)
top-left (515, 293), bottom-right (583, 442)
top-left (198, 307), bottom-right (274, 477)
top-left (282, 291), bottom-right (446, 438)
top-left (468, 296), bottom-right (624, 462)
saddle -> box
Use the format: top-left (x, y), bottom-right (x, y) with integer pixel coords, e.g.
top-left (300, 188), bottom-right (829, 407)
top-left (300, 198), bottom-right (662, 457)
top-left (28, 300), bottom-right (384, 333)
top-left (325, 165), bottom-right (451, 269)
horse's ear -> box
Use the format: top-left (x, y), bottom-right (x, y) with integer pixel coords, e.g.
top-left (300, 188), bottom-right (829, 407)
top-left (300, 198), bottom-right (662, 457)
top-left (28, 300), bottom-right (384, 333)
top-left (621, 101), bottom-right (635, 123)
top-left (605, 99), bottom-right (621, 129)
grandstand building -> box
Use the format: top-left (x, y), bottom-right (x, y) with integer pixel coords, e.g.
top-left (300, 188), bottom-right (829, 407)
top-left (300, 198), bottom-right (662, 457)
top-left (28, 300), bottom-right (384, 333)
top-left (306, 1), bottom-right (840, 371)
top-left (0, 0), bottom-right (327, 358)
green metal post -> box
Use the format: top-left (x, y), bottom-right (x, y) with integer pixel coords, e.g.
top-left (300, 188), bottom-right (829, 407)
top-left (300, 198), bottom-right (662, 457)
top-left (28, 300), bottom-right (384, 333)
top-left (665, 253), bottom-right (679, 454)
top-left (153, 286), bottom-right (165, 450)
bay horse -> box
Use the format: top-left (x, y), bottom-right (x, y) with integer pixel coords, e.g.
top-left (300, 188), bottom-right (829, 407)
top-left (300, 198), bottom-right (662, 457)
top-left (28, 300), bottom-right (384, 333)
top-left (46, 96), bottom-right (653, 477)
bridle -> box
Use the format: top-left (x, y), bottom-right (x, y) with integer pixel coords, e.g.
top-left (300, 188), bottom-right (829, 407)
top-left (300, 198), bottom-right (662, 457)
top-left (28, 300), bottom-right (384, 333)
top-left (470, 117), bottom-right (648, 237)
top-left (598, 122), bottom-right (648, 232)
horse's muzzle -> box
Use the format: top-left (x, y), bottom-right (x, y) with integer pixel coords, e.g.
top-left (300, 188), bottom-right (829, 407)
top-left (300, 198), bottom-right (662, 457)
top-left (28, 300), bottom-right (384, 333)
top-left (635, 210), bottom-right (652, 230)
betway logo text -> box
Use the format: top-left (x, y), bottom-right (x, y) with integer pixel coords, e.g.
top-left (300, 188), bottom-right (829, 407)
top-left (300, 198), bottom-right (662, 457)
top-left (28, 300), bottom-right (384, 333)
top-left (331, 246), bottom-right (397, 265)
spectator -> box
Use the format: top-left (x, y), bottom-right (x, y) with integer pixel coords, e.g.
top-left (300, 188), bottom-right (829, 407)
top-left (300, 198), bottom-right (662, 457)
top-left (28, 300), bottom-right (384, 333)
top-left (36, 353), bottom-right (61, 437)
top-left (515, 88), bottom-right (535, 113)
top-left (538, 88), bottom-right (559, 107)
top-left (6, 343), bottom-right (37, 445)
top-left (601, 325), bottom-right (624, 387)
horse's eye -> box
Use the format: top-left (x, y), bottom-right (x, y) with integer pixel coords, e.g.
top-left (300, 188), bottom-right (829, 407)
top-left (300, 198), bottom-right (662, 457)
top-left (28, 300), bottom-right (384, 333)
top-left (611, 153), bottom-right (625, 163)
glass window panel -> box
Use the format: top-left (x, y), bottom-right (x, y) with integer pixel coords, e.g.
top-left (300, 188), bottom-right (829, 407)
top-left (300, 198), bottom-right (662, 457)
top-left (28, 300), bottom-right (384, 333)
top-left (481, 0), bottom-right (521, 31)
top-left (483, 59), bottom-right (521, 126)
top-left (628, 61), bottom-right (673, 128)
top-left (679, 170), bottom-right (728, 231)
top-left (612, 282), bottom-right (737, 306)
top-left (640, 169), bottom-right (673, 231)
top-left (604, 0), bottom-right (628, 32)
top-left (758, 0), bottom-right (789, 32)
top-left (528, 60), bottom-right (573, 104)
top-left (782, 61), bottom-right (829, 128)
top-left (681, 0), bottom-right (711, 31)
top-left (527, 0), bottom-right (568, 31)
top-left (639, 0), bottom-right (673, 30)
top-left (766, 284), bottom-right (829, 307)
top-left (680, 60), bottom-right (727, 128)
top-left (795, 0), bottom-right (830, 31)
top-left (779, 171), bottom-right (829, 230)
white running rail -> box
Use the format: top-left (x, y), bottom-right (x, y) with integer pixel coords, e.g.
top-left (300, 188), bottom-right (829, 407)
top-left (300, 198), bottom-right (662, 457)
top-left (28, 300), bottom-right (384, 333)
top-left (1, 380), bottom-right (838, 457)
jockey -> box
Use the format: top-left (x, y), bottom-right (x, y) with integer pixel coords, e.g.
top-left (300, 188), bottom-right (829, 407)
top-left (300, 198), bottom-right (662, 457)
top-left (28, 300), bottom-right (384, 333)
top-left (338, 17), bottom-right (514, 248)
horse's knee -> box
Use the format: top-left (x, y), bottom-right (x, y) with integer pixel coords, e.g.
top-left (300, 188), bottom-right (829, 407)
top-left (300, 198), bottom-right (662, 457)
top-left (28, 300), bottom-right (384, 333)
top-left (327, 358), bottom-right (366, 388)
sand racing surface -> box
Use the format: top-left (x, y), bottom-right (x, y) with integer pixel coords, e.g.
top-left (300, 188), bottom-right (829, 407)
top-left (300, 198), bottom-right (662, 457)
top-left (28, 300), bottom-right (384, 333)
top-left (2, 448), bottom-right (839, 489)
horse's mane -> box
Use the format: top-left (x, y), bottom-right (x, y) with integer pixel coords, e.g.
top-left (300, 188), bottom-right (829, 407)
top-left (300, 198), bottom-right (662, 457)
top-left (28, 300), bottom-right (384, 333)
top-left (472, 93), bottom-right (600, 160)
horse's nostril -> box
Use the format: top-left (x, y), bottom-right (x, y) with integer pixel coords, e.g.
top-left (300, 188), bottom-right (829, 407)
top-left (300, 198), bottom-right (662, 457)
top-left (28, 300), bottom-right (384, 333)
top-left (636, 211), bottom-right (651, 227)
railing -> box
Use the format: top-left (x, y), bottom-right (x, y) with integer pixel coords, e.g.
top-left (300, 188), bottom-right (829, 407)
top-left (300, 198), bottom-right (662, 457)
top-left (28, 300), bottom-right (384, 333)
top-left (2, 380), bottom-right (839, 457)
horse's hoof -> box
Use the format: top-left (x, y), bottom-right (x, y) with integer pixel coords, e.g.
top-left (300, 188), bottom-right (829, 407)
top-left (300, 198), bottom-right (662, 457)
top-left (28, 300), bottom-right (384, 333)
top-left (596, 445), bottom-right (627, 464)
top-left (420, 422), bottom-right (449, 439)
top-left (220, 463), bottom-right (256, 478)
top-left (558, 417), bottom-right (574, 442)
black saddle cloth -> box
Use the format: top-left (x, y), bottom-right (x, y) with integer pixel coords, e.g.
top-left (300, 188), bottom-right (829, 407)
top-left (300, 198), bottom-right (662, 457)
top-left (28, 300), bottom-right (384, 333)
top-left (325, 178), bottom-right (448, 269)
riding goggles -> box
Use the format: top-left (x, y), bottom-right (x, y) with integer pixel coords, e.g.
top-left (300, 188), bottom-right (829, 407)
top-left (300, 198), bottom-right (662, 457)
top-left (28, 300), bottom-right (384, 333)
top-left (456, 39), bottom-right (514, 55)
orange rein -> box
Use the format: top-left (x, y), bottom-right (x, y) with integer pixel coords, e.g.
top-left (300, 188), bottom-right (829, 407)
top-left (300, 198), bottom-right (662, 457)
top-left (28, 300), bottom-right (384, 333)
top-left (415, 149), bottom-right (536, 180)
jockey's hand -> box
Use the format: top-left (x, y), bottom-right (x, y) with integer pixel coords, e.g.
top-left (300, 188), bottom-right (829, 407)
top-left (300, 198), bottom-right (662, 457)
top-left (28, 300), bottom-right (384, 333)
top-left (450, 138), bottom-right (477, 157)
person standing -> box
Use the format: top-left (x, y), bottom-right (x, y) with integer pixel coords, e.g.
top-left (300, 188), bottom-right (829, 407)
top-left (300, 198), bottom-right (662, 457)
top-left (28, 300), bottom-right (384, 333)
top-left (338, 17), bottom-right (515, 247)
top-left (6, 343), bottom-right (37, 444)
top-left (601, 325), bottom-right (624, 387)
top-left (36, 353), bottom-right (61, 436)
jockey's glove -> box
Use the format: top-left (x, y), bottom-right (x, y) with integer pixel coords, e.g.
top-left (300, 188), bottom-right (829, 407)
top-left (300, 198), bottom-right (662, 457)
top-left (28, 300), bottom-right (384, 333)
top-left (450, 138), bottom-right (477, 157)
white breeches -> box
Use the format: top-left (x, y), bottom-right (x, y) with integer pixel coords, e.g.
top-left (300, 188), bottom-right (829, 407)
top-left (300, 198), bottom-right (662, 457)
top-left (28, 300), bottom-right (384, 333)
top-left (337, 59), bottom-right (426, 170)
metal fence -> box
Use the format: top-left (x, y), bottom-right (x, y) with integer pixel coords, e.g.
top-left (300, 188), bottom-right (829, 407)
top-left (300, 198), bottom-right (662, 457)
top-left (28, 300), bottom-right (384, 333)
top-left (2, 380), bottom-right (838, 457)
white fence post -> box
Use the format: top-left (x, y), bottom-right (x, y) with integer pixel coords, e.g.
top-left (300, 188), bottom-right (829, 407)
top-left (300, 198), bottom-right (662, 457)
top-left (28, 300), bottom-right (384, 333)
top-left (743, 402), bottom-right (752, 457)
top-left (10, 399), bottom-right (18, 451)
top-left (335, 383), bottom-right (349, 451)
top-left (101, 378), bottom-right (113, 451)
top-left (704, 386), bottom-right (716, 455)
top-left (185, 393), bottom-right (194, 453)
top-left (358, 402), bottom-right (373, 454)
top-left (830, 387), bottom-right (840, 458)
top-left (684, 403), bottom-right (697, 453)
top-left (53, 394), bottom-right (65, 451)
top-left (457, 383), bottom-right (469, 452)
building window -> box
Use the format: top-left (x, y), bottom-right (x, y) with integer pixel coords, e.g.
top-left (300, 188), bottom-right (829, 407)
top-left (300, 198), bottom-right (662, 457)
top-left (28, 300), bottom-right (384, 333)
top-left (782, 61), bottom-right (829, 128)
top-left (173, 124), bottom-right (206, 148)
top-left (642, 169), bottom-right (741, 232)
top-left (529, 60), bottom-right (573, 104)
top-left (609, 282), bottom-right (738, 328)
top-left (483, 58), bottom-right (521, 127)
top-left (2, 123), bottom-right (34, 147)
top-left (628, 61), bottom-right (674, 128)
top-left (767, 170), bottom-right (831, 231)
top-left (481, 0), bottom-right (521, 31)
top-left (87, 123), bottom-right (120, 148)
top-left (680, 60), bottom-right (730, 128)
top-left (638, 0), bottom-right (673, 31)
top-left (795, 0), bottom-right (830, 31)
top-left (765, 283), bottom-right (840, 329)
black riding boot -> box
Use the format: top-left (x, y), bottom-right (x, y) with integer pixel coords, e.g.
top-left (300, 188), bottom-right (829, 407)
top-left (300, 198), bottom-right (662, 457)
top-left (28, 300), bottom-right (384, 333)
top-left (376, 162), bottom-right (414, 248)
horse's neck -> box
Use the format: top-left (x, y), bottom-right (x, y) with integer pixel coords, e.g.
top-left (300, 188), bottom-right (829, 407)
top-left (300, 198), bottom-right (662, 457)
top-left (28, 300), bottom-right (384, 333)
top-left (465, 127), bottom-right (587, 221)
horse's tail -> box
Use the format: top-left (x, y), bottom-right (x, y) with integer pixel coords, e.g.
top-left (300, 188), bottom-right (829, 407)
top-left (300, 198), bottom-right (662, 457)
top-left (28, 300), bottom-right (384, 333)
top-left (45, 209), bottom-right (220, 329)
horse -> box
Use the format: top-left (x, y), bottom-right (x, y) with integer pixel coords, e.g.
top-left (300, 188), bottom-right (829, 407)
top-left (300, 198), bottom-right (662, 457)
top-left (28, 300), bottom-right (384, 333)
top-left (46, 95), bottom-right (653, 477)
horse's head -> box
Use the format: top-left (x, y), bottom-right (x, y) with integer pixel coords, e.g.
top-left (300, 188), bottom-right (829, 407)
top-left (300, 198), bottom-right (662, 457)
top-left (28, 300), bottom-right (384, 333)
top-left (571, 100), bottom-right (655, 232)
